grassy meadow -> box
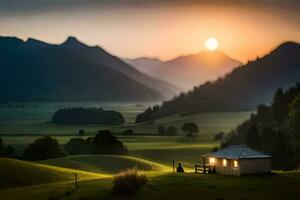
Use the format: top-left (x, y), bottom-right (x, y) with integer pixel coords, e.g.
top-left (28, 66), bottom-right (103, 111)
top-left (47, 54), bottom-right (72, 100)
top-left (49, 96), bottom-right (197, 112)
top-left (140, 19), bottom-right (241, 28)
top-left (1, 106), bottom-right (250, 168)
top-left (2, 103), bottom-right (299, 200)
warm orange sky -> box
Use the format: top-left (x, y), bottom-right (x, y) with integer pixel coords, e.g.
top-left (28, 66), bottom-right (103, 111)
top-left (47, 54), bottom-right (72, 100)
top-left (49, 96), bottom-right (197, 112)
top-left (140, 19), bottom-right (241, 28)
top-left (0, 1), bottom-right (299, 63)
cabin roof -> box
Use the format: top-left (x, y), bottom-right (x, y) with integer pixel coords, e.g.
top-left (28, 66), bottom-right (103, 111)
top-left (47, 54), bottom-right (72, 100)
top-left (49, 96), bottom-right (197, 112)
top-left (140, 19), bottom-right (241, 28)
top-left (204, 145), bottom-right (271, 160)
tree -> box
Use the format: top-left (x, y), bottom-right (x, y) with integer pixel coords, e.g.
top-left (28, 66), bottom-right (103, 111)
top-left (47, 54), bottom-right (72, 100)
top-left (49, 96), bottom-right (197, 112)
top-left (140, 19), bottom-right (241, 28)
top-left (64, 138), bottom-right (92, 155)
top-left (165, 126), bottom-right (178, 136)
top-left (261, 127), bottom-right (276, 153)
top-left (78, 129), bottom-right (85, 136)
top-left (214, 132), bottom-right (224, 140)
top-left (123, 129), bottom-right (134, 135)
top-left (0, 137), bottom-right (6, 156)
top-left (92, 130), bottom-right (128, 154)
top-left (288, 94), bottom-right (300, 138)
top-left (0, 137), bottom-right (15, 158)
top-left (272, 88), bottom-right (288, 122)
top-left (23, 136), bottom-right (65, 161)
top-left (245, 125), bottom-right (261, 149)
top-left (182, 123), bottom-right (199, 137)
top-left (157, 126), bottom-right (166, 135)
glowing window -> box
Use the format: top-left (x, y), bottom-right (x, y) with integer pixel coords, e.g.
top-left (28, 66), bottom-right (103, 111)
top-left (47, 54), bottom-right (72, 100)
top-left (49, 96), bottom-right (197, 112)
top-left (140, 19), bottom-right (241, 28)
top-left (209, 158), bottom-right (215, 166)
top-left (223, 159), bottom-right (227, 167)
top-left (234, 160), bottom-right (238, 168)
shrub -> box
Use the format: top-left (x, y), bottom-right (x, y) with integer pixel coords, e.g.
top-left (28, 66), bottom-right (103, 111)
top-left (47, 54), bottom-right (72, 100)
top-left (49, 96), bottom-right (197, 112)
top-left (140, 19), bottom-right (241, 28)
top-left (113, 169), bottom-right (148, 196)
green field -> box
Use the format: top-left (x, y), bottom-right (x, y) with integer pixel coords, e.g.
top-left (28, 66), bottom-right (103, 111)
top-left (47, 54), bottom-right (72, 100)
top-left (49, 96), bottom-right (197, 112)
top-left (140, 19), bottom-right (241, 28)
top-left (37, 155), bottom-right (170, 174)
top-left (3, 107), bottom-right (296, 200)
top-left (1, 157), bottom-right (299, 200)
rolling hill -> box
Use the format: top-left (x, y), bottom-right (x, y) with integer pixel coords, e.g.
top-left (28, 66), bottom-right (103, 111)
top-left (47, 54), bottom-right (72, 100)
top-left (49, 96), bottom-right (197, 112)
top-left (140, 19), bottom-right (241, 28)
top-left (0, 36), bottom-right (178, 102)
top-left (37, 154), bottom-right (169, 174)
top-left (0, 158), bottom-right (103, 189)
top-left (150, 51), bottom-right (241, 90)
top-left (136, 41), bottom-right (300, 122)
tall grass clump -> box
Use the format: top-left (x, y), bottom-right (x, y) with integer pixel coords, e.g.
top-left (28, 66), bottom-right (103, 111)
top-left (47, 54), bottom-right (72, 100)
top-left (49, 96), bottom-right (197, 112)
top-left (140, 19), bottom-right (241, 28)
top-left (113, 169), bottom-right (148, 196)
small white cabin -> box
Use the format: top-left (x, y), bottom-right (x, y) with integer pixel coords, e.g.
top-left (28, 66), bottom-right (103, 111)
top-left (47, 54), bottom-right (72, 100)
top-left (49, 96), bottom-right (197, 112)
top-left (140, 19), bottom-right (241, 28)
top-left (203, 145), bottom-right (271, 176)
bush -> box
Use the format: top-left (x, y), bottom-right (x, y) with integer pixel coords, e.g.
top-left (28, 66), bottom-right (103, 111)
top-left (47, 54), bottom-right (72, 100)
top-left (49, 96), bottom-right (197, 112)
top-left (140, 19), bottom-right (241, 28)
top-left (23, 136), bottom-right (65, 161)
top-left (113, 169), bottom-right (148, 196)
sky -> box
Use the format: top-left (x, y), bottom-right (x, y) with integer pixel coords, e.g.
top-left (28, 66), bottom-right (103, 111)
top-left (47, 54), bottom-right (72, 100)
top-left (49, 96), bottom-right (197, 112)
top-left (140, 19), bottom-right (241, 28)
top-left (0, 0), bottom-right (299, 62)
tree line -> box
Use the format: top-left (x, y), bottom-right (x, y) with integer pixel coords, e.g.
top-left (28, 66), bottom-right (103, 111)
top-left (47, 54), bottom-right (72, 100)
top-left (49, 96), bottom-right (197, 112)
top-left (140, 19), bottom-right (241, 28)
top-left (222, 83), bottom-right (300, 170)
top-left (52, 107), bottom-right (125, 125)
top-left (0, 130), bottom-right (128, 161)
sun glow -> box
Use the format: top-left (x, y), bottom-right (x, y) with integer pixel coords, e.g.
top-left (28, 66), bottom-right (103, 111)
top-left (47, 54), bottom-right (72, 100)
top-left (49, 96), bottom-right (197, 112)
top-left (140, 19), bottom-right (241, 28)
top-left (205, 38), bottom-right (219, 51)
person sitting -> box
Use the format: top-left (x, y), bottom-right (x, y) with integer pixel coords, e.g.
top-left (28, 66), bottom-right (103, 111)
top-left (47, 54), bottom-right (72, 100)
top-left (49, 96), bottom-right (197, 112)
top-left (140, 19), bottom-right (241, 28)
top-left (177, 163), bottom-right (184, 173)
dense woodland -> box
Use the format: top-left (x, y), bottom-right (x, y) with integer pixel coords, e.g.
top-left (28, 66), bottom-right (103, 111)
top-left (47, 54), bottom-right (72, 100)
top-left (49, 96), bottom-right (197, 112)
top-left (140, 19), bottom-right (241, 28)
top-left (51, 107), bottom-right (125, 124)
top-left (136, 42), bottom-right (300, 123)
top-left (222, 84), bottom-right (300, 170)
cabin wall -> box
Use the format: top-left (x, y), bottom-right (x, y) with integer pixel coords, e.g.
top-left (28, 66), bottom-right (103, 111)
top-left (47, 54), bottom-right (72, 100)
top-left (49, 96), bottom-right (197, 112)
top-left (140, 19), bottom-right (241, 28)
top-left (208, 158), bottom-right (271, 176)
top-left (212, 158), bottom-right (240, 176)
top-left (239, 158), bottom-right (271, 175)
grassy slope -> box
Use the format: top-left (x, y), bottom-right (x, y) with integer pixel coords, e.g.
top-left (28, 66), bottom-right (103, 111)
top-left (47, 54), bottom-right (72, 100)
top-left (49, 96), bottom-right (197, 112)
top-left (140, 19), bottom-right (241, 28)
top-left (0, 158), bottom-right (105, 189)
top-left (38, 155), bottom-right (170, 174)
top-left (1, 172), bottom-right (300, 200)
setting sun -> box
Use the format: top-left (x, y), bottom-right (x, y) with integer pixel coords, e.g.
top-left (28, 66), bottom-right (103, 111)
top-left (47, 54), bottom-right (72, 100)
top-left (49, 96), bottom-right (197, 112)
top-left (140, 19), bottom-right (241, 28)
top-left (205, 38), bottom-right (219, 51)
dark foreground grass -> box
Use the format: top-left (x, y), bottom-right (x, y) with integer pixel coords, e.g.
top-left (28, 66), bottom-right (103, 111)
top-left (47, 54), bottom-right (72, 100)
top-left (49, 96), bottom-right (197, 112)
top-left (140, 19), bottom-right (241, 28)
top-left (135, 172), bottom-right (300, 200)
top-left (1, 171), bottom-right (299, 200)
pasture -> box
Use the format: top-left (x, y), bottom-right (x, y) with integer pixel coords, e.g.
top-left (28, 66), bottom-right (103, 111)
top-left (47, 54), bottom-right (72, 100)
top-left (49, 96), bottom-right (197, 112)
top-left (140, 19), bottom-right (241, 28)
top-left (0, 158), bottom-right (299, 200)
top-left (1, 110), bottom-right (250, 168)
top-left (2, 104), bottom-right (279, 200)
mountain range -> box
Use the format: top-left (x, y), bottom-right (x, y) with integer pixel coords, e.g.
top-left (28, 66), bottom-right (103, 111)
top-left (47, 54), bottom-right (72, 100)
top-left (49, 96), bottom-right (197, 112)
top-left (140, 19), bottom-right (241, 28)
top-left (123, 57), bottom-right (163, 75)
top-left (0, 36), bottom-right (178, 102)
top-left (136, 41), bottom-right (300, 122)
top-left (150, 51), bottom-right (242, 90)
top-left (125, 51), bottom-right (241, 90)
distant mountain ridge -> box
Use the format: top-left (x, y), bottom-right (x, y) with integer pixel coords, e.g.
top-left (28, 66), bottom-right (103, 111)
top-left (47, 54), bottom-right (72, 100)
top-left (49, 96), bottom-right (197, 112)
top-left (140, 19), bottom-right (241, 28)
top-left (136, 41), bottom-right (300, 122)
top-left (150, 50), bottom-right (242, 90)
top-left (123, 57), bottom-right (163, 74)
top-left (0, 36), bottom-right (178, 102)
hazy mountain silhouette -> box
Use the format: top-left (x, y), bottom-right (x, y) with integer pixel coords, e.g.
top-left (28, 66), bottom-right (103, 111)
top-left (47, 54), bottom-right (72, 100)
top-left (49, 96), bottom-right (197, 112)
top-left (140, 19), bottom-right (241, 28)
top-left (0, 36), bottom-right (178, 102)
top-left (123, 57), bottom-right (163, 74)
top-left (150, 51), bottom-right (242, 90)
top-left (136, 41), bottom-right (300, 122)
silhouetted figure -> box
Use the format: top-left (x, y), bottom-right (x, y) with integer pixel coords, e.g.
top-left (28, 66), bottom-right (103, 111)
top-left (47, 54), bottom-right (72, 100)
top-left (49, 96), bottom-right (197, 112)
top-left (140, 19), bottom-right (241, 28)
top-left (177, 163), bottom-right (184, 173)
top-left (212, 167), bottom-right (216, 174)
